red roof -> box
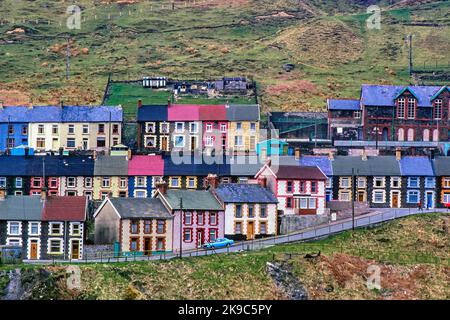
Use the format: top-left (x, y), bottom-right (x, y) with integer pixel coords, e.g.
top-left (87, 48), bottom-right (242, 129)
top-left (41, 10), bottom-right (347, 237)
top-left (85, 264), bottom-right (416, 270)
top-left (272, 165), bottom-right (327, 180)
top-left (199, 105), bottom-right (227, 121)
top-left (128, 155), bottom-right (164, 176)
top-left (42, 196), bottom-right (87, 221)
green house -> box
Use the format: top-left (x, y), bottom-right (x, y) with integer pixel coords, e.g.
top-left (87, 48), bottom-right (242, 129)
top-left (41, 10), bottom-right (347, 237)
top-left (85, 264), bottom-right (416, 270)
top-left (256, 138), bottom-right (288, 157)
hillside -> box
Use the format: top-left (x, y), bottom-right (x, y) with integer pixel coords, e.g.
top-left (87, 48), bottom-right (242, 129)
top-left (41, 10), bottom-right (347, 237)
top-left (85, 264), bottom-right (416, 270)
top-left (0, 0), bottom-right (449, 113)
top-left (1, 213), bottom-right (449, 300)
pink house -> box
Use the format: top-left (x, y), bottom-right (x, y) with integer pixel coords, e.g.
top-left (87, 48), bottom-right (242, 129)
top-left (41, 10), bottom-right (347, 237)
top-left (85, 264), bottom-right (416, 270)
top-left (155, 186), bottom-right (225, 251)
top-left (199, 105), bottom-right (228, 151)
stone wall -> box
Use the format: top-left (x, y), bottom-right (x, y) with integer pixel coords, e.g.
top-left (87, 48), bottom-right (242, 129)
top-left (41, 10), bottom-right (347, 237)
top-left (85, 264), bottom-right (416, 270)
top-left (279, 213), bottom-right (330, 234)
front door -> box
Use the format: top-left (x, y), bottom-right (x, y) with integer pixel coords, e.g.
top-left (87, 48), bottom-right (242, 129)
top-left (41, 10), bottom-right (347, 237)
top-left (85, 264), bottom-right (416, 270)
top-left (191, 136), bottom-right (197, 152)
top-left (426, 192), bottom-right (433, 209)
top-left (144, 238), bottom-right (152, 256)
top-left (161, 136), bottom-right (168, 151)
top-left (358, 191), bottom-right (365, 202)
top-left (247, 221), bottom-right (255, 240)
top-left (30, 241), bottom-right (38, 260)
top-left (197, 229), bottom-right (204, 247)
top-left (71, 240), bottom-right (80, 260)
top-left (392, 192), bottom-right (399, 208)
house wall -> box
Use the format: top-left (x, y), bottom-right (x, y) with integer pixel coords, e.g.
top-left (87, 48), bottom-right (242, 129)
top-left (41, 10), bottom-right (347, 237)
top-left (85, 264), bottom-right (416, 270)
top-left (128, 176), bottom-right (155, 198)
top-left (227, 121), bottom-right (259, 153)
top-left (28, 123), bottom-right (61, 152)
top-left (40, 221), bottom-right (85, 260)
top-left (120, 218), bottom-right (173, 253)
top-left (2, 176), bottom-right (30, 196)
top-left (0, 123), bottom-right (29, 151)
top-left (93, 176), bottom-right (128, 200)
top-left (94, 200), bottom-right (121, 245)
top-left (60, 176), bottom-right (94, 197)
top-left (276, 179), bottom-right (326, 215)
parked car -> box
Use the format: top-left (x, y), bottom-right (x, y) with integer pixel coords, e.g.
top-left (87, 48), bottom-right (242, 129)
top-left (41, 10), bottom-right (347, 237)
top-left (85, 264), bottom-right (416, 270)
top-left (203, 238), bottom-right (234, 249)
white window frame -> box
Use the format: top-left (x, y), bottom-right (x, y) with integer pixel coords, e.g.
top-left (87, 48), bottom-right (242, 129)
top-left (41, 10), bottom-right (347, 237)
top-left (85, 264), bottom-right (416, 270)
top-left (135, 176), bottom-right (147, 188)
top-left (7, 221), bottom-right (22, 236)
top-left (102, 177), bottom-right (110, 188)
top-left (144, 135), bottom-right (157, 148)
top-left (175, 122), bottom-right (185, 133)
top-left (48, 238), bottom-right (64, 255)
top-left (373, 177), bottom-right (385, 188)
top-left (173, 135), bottom-right (185, 148)
top-left (82, 124), bottom-right (89, 134)
top-left (15, 177), bottom-right (23, 188)
top-left (145, 122), bottom-right (156, 134)
top-left (190, 122), bottom-right (199, 133)
top-left (69, 223), bottom-right (82, 237)
top-left (28, 222), bottom-right (41, 236)
top-left (49, 222), bottom-right (63, 236)
top-left (67, 177), bottom-right (76, 188)
top-left (372, 190), bottom-right (386, 203)
top-left (407, 190), bottom-right (420, 204)
top-left (84, 177), bottom-right (93, 188)
top-left (134, 190), bottom-right (147, 198)
top-left (407, 177), bottom-right (420, 188)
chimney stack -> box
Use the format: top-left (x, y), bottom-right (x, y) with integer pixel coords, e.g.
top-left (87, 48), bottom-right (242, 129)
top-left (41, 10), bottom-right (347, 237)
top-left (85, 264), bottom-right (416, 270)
top-left (167, 97), bottom-right (171, 108)
top-left (396, 147), bottom-right (402, 161)
top-left (328, 151), bottom-right (334, 161)
top-left (156, 180), bottom-right (168, 195)
top-left (294, 148), bottom-right (301, 160)
top-left (0, 188), bottom-right (6, 201)
top-left (0, 100), bottom-right (3, 109)
top-left (137, 99), bottom-right (142, 108)
top-left (127, 149), bottom-right (132, 160)
top-left (41, 187), bottom-right (47, 202)
top-left (93, 150), bottom-right (98, 160)
top-left (206, 174), bottom-right (219, 189)
top-left (257, 177), bottom-right (267, 189)
top-left (362, 149), bottom-right (368, 161)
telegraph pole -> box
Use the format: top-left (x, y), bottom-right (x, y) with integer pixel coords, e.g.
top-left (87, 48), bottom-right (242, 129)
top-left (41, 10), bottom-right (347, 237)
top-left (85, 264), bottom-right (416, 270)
top-left (66, 37), bottom-right (70, 80)
top-left (407, 34), bottom-right (413, 76)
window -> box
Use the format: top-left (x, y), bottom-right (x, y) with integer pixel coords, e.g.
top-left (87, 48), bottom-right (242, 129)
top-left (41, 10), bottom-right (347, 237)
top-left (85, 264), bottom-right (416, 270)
top-left (174, 135), bottom-right (185, 148)
top-left (260, 205), bottom-right (267, 218)
top-left (29, 222), bottom-right (40, 236)
top-left (102, 177), bottom-right (110, 188)
top-left (7, 124), bottom-right (14, 135)
top-left (66, 138), bottom-right (76, 148)
top-left (286, 181), bottom-right (293, 193)
top-left (260, 222), bottom-right (267, 235)
top-left (190, 122), bottom-right (199, 133)
top-left (144, 220), bottom-right (152, 234)
top-left (38, 124), bottom-right (45, 134)
top-left (187, 177), bottom-right (196, 189)
top-left (68, 124), bottom-right (75, 134)
top-left (160, 122), bottom-right (169, 134)
top-left (184, 212), bottom-right (192, 225)
top-left (7, 138), bottom-right (15, 148)
top-left (101, 192), bottom-right (109, 200)
top-left (250, 122), bottom-right (256, 132)
top-left (183, 229), bottom-right (192, 242)
top-left (197, 212), bottom-right (204, 225)
top-left (85, 177), bottom-right (93, 188)
top-left (170, 177), bottom-right (180, 188)
top-left (235, 204), bottom-right (243, 218)
top-left (157, 220), bottom-right (165, 234)
top-left (357, 177), bottom-right (366, 189)
top-left (326, 177), bottom-right (332, 188)
top-left (70, 223), bottom-right (81, 236)
top-left (234, 136), bottom-right (243, 147)
top-left (408, 177), bottom-right (419, 188)
top-left (205, 136), bottom-right (214, 147)
top-left (136, 176), bottom-right (146, 187)
top-left (98, 124), bottom-right (105, 134)
top-left (340, 191), bottom-right (350, 201)
top-left (397, 98), bottom-right (405, 118)
top-left (112, 124), bottom-right (119, 134)
top-left (210, 213), bottom-right (217, 225)
top-left (407, 98), bottom-right (416, 119)
top-left (235, 222), bottom-right (242, 234)
top-left (300, 181), bottom-right (306, 193)
top-left (286, 197), bottom-right (293, 208)
top-left (175, 122), bottom-right (184, 133)
top-left (391, 177), bottom-right (401, 188)
top-left (209, 229), bottom-right (217, 242)
top-left (407, 191), bottom-right (420, 203)
top-left (49, 223), bottom-right (63, 236)
top-left (145, 136), bottom-right (156, 148)
top-left (32, 177), bottom-right (42, 188)
top-left (130, 221), bottom-right (139, 234)
top-left (130, 238), bottom-right (139, 251)
top-left (443, 193), bottom-right (450, 204)
top-left (248, 205), bottom-right (254, 218)
top-left (52, 125), bottom-right (58, 135)
top-left (22, 125), bottom-right (28, 135)
top-left (67, 191), bottom-right (77, 197)
top-left (67, 177), bottom-right (76, 188)
top-left (311, 181), bottom-right (317, 193)
top-left (434, 99), bottom-right (442, 120)
top-left (49, 239), bottom-right (63, 254)
top-left (341, 177), bottom-right (350, 188)
top-left (156, 238), bottom-right (165, 251)
top-left (8, 222), bottom-right (20, 235)
top-left (297, 197), bottom-right (316, 209)
top-left (82, 124), bottom-right (89, 134)
top-left (373, 177), bottom-right (385, 188)
top-left (97, 137), bottom-right (106, 147)
top-left (236, 122), bottom-right (242, 131)
top-left (135, 190), bottom-right (146, 198)
top-left (145, 122), bottom-right (156, 133)
top-left (0, 177), bottom-right (6, 188)
top-left (15, 177), bottom-right (22, 188)
top-left (120, 177), bottom-right (127, 189)
top-left (36, 138), bottom-right (45, 148)
top-left (373, 191), bottom-right (385, 203)
top-left (353, 111), bottom-right (361, 119)
top-left (220, 123), bottom-right (227, 133)
top-left (444, 178), bottom-right (450, 188)
top-left (15, 191), bottom-right (23, 196)
top-left (425, 177), bottom-right (435, 188)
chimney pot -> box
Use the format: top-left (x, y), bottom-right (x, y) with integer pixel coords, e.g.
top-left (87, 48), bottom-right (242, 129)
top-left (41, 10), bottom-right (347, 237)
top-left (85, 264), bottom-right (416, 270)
top-left (41, 187), bottom-right (47, 201)
top-left (294, 148), bottom-right (301, 160)
top-left (0, 188), bottom-right (6, 201)
top-left (156, 180), bottom-right (168, 195)
top-left (206, 174), bottom-right (219, 189)
top-left (257, 177), bottom-right (267, 188)
top-left (127, 149), bottom-right (132, 160)
top-left (396, 147), bottom-right (402, 161)
top-left (362, 149), bottom-right (368, 161)
top-left (137, 99), bottom-right (142, 108)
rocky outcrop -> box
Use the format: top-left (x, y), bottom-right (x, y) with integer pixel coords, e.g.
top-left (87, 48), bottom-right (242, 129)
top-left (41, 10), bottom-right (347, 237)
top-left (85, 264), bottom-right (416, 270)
top-left (266, 262), bottom-right (308, 300)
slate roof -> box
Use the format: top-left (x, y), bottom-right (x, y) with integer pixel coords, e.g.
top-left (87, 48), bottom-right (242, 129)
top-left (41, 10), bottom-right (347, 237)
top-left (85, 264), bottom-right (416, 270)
top-left (128, 155), bottom-right (164, 176)
top-left (327, 99), bottom-right (361, 111)
top-left (0, 105), bottom-right (122, 123)
top-left (0, 156), bottom-right (33, 176)
top-left (42, 196), bottom-right (87, 221)
top-left (361, 85), bottom-right (442, 107)
top-left (332, 156), bottom-right (401, 176)
top-left (215, 184), bottom-right (277, 204)
top-left (399, 156), bottom-right (434, 176)
top-left (109, 198), bottom-right (172, 219)
top-left (271, 165), bottom-right (327, 180)
top-left (0, 196), bottom-right (43, 221)
top-left (164, 155), bottom-right (230, 176)
top-left (161, 189), bottom-right (223, 211)
top-left (229, 155), bottom-right (298, 176)
top-left (168, 104), bottom-right (200, 121)
top-left (432, 157), bottom-right (450, 176)
top-left (137, 105), bottom-right (168, 122)
top-left (94, 156), bottom-right (128, 176)
top-left (226, 105), bottom-right (260, 121)
top-left (299, 156), bottom-right (333, 176)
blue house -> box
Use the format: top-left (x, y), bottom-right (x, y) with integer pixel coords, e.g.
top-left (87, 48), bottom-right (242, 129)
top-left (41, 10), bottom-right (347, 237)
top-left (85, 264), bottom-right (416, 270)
top-left (256, 139), bottom-right (288, 157)
top-left (399, 156), bottom-right (435, 209)
top-left (299, 155), bottom-right (333, 201)
top-left (0, 106), bottom-right (29, 152)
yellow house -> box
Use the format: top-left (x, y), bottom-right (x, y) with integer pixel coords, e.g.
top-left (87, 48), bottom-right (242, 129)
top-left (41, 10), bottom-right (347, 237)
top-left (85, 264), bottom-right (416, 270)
top-left (93, 155), bottom-right (129, 200)
top-left (226, 104), bottom-right (260, 154)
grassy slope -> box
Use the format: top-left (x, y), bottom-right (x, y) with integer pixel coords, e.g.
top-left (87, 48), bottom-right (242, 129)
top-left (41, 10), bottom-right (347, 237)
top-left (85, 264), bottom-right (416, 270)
top-left (0, 0), bottom-right (449, 113)
top-left (2, 213), bottom-right (448, 300)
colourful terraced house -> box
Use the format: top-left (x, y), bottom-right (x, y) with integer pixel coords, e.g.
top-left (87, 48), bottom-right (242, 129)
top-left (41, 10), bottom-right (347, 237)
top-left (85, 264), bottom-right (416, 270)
top-left (93, 155), bottom-right (129, 200)
top-left (432, 156), bottom-right (450, 207)
top-left (127, 154), bottom-right (164, 198)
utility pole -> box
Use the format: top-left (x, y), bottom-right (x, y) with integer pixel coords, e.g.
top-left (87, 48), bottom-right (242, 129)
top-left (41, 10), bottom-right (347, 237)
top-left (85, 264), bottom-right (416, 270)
top-left (179, 197), bottom-right (183, 259)
top-left (407, 34), bottom-right (413, 76)
top-left (66, 37), bottom-right (70, 80)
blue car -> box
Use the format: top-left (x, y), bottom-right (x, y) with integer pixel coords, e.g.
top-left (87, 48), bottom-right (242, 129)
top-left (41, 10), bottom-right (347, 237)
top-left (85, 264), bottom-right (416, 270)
top-left (203, 238), bottom-right (234, 249)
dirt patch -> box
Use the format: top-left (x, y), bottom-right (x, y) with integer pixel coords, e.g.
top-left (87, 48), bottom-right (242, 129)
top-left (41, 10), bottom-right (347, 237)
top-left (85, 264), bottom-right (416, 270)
top-left (256, 11), bottom-right (295, 20)
top-left (0, 87), bottom-right (31, 106)
top-left (48, 40), bottom-right (89, 57)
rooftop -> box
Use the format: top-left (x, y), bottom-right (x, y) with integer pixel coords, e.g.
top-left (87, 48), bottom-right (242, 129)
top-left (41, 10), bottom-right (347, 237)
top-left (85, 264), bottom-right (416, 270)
top-left (214, 184), bottom-right (277, 204)
top-left (109, 198), bottom-right (172, 219)
top-left (161, 189), bottom-right (223, 211)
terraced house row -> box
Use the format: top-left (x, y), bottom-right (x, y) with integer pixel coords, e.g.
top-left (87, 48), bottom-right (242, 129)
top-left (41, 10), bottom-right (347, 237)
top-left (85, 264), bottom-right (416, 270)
top-left (0, 104), bottom-right (123, 153)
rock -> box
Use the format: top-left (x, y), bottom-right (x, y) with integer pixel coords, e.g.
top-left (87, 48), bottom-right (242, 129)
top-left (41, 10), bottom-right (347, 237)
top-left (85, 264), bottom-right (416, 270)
top-left (81, 48), bottom-right (89, 55)
top-left (266, 262), bottom-right (308, 300)
top-left (6, 28), bottom-right (25, 35)
top-left (282, 63), bottom-right (295, 72)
